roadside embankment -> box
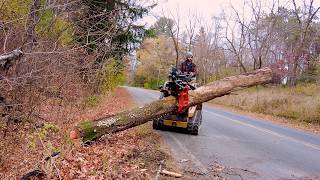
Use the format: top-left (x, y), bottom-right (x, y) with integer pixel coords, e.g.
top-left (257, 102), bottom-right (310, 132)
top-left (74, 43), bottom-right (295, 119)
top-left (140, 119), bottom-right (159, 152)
top-left (210, 84), bottom-right (320, 133)
top-left (0, 88), bottom-right (178, 179)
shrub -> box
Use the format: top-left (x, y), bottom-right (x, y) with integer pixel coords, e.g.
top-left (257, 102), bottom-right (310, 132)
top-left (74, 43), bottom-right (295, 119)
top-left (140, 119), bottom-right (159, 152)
top-left (3, 1), bottom-right (74, 45)
top-left (269, 98), bottom-right (288, 108)
top-left (101, 59), bottom-right (127, 92)
top-left (86, 95), bottom-right (98, 107)
top-left (251, 99), bottom-right (269, 113)
top-left (143, 79), bottom-right (159, 90)
top-left (300, 105), bottom-right (320, 124)
top-left (298, 58), bottom-right (320, 83)
top-left (277, 109), bottom-right (300, 120)
top-left (294, 83), bottom-right (317, 96)
top-left (133, 75), bottom-right (146, 87)
top-left (1, 0), bottom-right (31, 22)
top-left (211, 84), bottom-right (320, 125)
top-left (207, 67), bottom-right (239, 82)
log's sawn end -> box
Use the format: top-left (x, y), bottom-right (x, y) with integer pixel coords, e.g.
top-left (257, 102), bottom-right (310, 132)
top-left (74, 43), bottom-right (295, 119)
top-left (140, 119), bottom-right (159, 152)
top-left (69, 129), bottom-right (81, 140)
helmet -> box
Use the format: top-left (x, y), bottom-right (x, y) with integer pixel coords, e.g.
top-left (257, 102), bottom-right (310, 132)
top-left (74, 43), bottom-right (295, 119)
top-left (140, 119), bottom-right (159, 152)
top-left (186, 51), bottom-right (193, 58)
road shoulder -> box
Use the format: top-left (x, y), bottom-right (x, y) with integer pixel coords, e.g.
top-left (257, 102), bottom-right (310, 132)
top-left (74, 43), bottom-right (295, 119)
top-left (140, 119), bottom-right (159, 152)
top-left (206, 103), bottom-right (320, 135)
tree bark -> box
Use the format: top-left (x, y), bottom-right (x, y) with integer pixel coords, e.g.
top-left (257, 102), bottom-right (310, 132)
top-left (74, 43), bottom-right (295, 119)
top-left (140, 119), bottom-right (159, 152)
top-left (24, 0), bottom-right (41, 52)
top-left (71, 68), bottom-right (274, 142)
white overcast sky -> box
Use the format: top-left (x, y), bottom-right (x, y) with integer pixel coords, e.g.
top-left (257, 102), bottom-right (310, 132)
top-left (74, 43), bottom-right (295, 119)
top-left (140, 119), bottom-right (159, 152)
top-left (141, 0), bottom-right (320, 28)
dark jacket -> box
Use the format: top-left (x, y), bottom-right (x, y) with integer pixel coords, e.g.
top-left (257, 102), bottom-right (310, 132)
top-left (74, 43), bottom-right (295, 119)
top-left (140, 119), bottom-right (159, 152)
top-left (180, 60), bottom-right (196, 74)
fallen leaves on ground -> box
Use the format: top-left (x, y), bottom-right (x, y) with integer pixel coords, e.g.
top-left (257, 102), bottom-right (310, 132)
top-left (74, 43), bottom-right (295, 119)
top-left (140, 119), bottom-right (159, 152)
top-left (59, 124), bottom-right (167, 179)
top-left (0, 88), bottom-right (171, 179)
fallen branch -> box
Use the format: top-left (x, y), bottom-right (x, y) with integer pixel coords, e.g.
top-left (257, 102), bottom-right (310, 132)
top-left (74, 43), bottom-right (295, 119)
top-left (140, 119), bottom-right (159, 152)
top-left (0, 49), bottom-right (23, 63)
top-left (155, 160), bottom-right (164, 180)
top-left (70, 68), bottom-right (273, 141)
top-left (160, 169), bottom-right (182, 178)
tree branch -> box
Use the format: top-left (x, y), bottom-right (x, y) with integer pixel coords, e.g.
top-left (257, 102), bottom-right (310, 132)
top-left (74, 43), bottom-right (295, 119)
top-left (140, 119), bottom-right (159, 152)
top-left (0, 49), bottom-right (23, 63)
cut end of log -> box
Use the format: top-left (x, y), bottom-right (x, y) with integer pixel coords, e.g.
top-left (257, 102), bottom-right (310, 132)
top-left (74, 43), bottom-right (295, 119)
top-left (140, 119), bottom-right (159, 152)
top-left (70, 129), bottom-right (81, 140)
top-left (70, 120), bottom-right (100, 142)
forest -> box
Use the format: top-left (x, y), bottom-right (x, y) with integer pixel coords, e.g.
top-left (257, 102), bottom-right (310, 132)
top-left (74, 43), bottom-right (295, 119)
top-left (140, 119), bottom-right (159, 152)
top-left (0, 0), bottom-right (320, 179)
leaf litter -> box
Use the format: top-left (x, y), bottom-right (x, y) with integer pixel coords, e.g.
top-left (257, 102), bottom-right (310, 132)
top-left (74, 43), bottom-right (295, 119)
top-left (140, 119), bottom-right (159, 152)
top-left (0, 88), bottom-right (176, 179)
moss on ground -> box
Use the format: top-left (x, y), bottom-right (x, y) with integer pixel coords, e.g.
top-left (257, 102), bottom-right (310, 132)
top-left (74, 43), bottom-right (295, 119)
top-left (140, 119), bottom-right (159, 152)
top-left (79, 120), bottom-right (97, 142)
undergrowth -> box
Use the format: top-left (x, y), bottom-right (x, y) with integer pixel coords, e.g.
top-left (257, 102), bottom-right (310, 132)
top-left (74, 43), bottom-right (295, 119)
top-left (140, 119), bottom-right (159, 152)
top-left (211, 84), bottom-right (320, 124)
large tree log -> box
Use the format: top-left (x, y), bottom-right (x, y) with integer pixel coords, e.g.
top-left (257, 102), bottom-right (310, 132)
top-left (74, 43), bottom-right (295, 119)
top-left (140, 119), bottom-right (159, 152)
top-left (70, 68), bottom-right (273, 142)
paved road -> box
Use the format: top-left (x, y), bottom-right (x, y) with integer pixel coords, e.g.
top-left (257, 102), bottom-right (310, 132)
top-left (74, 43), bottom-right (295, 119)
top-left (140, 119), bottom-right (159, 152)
top-left (125, 86), bottom-right (320, 179)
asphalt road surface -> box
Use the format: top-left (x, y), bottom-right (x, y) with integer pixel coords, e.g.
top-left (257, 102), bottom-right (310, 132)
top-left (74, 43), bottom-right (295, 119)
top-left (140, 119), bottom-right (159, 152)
top-left (125, 86), bottom-right (320, 179)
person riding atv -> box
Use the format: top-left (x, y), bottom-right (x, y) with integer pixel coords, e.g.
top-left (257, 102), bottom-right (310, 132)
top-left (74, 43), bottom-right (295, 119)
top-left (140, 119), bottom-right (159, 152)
top-left (153, 52), bottom-right (202, 135)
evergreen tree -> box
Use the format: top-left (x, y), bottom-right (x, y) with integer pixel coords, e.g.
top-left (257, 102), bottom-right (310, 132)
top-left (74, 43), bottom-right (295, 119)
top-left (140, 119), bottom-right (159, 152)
top-left (152, 17), bottom-right (175, 37)
top-left (76, 0), bottom-right (155, 61)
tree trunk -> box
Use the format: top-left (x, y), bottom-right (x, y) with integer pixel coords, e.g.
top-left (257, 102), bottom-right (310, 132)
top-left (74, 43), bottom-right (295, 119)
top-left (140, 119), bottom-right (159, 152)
top-left (24, 0), bottom-right (41, 52)
top-left (71, 68), bottom-right (273, 142)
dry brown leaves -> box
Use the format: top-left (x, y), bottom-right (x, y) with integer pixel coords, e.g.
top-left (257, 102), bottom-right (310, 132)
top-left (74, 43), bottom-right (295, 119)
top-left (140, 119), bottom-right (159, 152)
top-left (1, 88), bottom-right (167, 179)
top-left (59, 127), bottom-right (164, 179)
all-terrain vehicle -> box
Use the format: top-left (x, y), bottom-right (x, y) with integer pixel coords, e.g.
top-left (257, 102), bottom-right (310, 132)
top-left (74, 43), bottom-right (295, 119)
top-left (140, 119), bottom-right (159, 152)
top-left (152, 67), bottom-right (202, 135)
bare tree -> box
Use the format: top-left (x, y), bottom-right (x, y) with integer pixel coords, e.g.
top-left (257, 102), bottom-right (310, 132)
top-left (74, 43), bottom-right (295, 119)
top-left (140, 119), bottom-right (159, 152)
top-left (160, 7), bottom-right (181, 68)
top-left (287, 0), bottom-right (320, 86)
top-left (184, 10), bottom-right (198, 51)
top-left (247, 0), bottom-right (277, 70)
top-left (0, 0), bottom-right (152, 124)
top-left (224, 5), bottom-right (248, 73)
top-left (192, 15), bottom-right (224, 84)
top-left (24, 0), bottom-right (41, 52)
